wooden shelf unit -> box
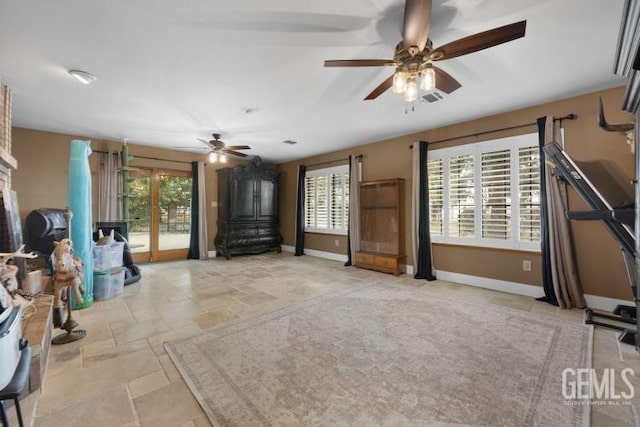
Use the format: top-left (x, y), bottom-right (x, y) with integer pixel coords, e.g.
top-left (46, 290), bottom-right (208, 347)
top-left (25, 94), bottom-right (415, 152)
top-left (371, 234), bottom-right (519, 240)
top-left (355, 178), bottom-right (406, 275)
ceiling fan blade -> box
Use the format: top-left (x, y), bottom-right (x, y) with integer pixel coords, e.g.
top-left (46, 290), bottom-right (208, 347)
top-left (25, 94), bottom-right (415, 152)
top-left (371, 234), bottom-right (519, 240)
top-left (402, 0), bottom-right (432, 53)
top-left (224, 150), bottom-right (249, 158)
top-left (430, 20), bottom-right (526, 61)
top-left (324, 59), bottom-right (397, 67)
top-left (179, 146), bottom-right (209, 150)
top-left (364, 74), bottom-right (394, 100)
top-left (224, 145), bottom-right (251, 150)
top-left (432, 66), bottom-right (461, 94)
top-left (197, 138), bottom-right (210, 144)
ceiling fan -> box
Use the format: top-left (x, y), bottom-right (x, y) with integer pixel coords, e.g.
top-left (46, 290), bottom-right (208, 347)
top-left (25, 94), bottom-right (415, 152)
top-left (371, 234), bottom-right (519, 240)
top-left (324, 0), bottom-right (526, 102)
top-left (184, 133), bottom-right (251, 163)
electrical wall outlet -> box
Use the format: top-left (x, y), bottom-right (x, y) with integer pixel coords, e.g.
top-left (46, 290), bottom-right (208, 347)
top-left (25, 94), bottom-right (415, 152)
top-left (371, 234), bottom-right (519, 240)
top-left (335, 239), bottom-right (339, 247)
top-left (522, 260), bottom-right (532, 272)
top-left (211, 201), bottom-right (218, 208)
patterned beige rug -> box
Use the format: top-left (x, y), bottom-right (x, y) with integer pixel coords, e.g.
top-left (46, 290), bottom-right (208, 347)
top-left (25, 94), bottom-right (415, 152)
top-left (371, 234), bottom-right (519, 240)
top-left (165, 282), bottom-right (591, 426)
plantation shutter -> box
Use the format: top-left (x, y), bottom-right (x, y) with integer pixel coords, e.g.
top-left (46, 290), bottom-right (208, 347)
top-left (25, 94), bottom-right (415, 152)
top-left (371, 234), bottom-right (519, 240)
top-left (330, 172), bottom-right (347, 229)
top-left (427, 159), bottom-right (444, 236)
top-left (518, 146), bottom-right (541, 242)
top-left (304, 176), bottom-right (316, 228)
top-left (315, 175), bottom-right (329, 229)
top-left (449, 155), bottom-right (474, 237)
top-left (481, 149), bottom-right (511, 240)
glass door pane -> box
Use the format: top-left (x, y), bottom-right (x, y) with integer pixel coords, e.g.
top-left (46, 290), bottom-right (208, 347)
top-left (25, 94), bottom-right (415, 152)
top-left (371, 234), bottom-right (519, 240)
top-left (128, 172), bottom-right (151, 255)
top-left (158, 173), bottom-right (192, 251)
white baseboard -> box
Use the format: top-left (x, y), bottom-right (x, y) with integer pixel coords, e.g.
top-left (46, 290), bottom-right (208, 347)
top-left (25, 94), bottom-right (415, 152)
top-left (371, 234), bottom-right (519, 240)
top-left (583, 294), bottom-right (635, 313)
top-left (281, 244), bottom-right (348, 263)
top-left (434, 270), bottom-right (633, 312)
top-left (281, 245), bottom-right (294, 253)
top-left (304, 248), bottom-right (348, 263)
top-left (435, 270), bottom-right (544, 298)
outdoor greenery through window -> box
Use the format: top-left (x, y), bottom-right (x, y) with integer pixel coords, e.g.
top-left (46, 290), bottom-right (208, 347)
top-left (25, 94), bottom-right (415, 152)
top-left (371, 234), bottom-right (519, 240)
top-left (127, 171), bottom-right (193, 252)
top-left (304, 165), bottom-right (349, 235)
top-left (427, 133), bottom-right (541, 251)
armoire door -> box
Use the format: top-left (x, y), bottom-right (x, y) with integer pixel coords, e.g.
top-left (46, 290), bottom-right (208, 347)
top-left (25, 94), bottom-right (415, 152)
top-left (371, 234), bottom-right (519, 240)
top-left (231, 173), bottom-right (256, 220)
top-left (257, 175), bottom-right (277, 221)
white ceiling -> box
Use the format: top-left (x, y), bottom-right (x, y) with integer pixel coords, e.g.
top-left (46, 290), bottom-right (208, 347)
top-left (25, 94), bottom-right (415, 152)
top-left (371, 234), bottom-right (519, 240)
top-left (0, 0), bottom-right (629, 163)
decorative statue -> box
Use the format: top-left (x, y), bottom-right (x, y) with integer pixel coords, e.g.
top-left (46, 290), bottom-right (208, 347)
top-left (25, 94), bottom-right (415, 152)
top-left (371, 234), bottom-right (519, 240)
top-left (50, 210), bottom-right (87, 344)
top-left (51, 238), bottom-right (85, 310)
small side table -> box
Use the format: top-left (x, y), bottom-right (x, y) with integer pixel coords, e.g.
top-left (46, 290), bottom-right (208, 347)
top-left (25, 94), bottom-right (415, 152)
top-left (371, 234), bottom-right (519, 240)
top-left (0, 344), bottom-right (32, 427)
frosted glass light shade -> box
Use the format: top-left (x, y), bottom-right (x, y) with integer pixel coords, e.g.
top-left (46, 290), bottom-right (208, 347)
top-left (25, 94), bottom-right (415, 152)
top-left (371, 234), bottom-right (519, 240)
top-left (420, 67), bottom-right (435, 91)
top-left (404, 78), bottom-right (418, 102)
top-left (392, 72), bottom-right (407, 94)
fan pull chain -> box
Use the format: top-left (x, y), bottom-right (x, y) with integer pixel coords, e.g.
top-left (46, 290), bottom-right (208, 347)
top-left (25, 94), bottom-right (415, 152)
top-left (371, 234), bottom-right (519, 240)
top-left (404, 102), bottom-right (416, 114)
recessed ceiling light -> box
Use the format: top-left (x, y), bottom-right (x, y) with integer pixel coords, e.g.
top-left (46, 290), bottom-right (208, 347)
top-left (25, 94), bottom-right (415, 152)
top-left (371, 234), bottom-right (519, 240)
top-left (68, 69), bottom-right (97, 85)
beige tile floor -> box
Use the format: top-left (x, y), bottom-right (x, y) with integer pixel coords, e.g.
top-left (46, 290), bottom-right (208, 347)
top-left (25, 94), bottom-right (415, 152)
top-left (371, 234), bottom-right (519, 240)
top-left (10, 252), bottom-right (640, 426)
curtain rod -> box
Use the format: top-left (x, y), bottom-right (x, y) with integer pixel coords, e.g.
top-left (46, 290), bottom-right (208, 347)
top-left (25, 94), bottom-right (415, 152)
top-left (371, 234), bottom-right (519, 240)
top-left (410, 113), bottom-right (577, 147)
top-left (305, 154), bottom-right (363, 168)
top-left (93, 149), bottom-right (194, 165)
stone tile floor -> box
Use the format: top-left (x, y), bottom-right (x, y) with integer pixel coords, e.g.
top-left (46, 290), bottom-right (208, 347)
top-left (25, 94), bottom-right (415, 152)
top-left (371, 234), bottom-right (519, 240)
top-left (10, 252), bottom-right (639, 426)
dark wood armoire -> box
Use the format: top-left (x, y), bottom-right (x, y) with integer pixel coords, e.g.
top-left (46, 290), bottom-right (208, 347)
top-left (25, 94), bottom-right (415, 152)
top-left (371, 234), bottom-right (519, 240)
top-left (215, 157), bottom-right (282, 259)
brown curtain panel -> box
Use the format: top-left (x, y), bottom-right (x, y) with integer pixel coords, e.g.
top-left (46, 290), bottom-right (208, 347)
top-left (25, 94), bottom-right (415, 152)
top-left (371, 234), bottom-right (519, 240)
top-left (344, 155), bottom-right (361, 266)
top-left (538, 116), bottom-right (586, 308)
top-left (97, 151), bottom-right (122, 222)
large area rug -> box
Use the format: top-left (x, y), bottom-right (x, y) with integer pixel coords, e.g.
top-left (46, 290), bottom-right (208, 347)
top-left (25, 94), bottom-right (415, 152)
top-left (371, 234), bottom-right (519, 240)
top-left (165, 282), bottom-right (592, 426)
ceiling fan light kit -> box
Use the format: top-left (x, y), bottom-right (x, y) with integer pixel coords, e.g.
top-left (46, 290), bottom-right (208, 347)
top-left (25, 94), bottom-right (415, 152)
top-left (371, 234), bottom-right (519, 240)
top-left (324, 0), bottom-right (526, 103)
top-left (181, 133), bottom-right (250, 163)
top-left (208, 151), bottom-right (228, 164)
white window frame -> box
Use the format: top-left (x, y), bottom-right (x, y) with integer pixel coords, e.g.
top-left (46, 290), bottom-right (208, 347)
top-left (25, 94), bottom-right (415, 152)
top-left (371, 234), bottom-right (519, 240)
top-left (304, 164), bottom-right (349, 235)
top-left (428, 132), bottom-right (541, 252)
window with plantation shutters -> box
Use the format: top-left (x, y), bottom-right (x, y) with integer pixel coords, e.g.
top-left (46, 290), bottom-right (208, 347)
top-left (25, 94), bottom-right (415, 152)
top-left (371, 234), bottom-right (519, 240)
top-left (304, 165), bottom-right (349, 235)
top-left (426, 133), bottom-right (541, 251)
top-left (427, 159), bottom-right (443, 236)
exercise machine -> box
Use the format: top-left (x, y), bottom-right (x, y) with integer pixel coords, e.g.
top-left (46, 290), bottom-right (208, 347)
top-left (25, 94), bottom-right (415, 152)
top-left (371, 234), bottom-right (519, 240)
top-left (543, 141), bottom-right (639, 349)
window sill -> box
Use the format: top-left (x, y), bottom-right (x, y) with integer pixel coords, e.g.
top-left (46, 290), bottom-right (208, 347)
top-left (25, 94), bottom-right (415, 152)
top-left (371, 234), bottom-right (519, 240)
top-left (431, 240), bottom-right (541, 254)
top-left (304, 228), bottom-right (348, 236)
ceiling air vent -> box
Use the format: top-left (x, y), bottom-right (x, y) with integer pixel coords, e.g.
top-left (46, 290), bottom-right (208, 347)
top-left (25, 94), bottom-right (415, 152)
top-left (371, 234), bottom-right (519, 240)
top-left (282, 140), bottom-right (298, 145)
top-left (421, 89), bottom-right (447, 103)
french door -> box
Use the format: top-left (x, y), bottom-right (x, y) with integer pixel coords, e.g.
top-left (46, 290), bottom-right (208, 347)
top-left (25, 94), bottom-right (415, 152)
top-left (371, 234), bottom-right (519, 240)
top-left (127, 169), bottom-right (192, 262)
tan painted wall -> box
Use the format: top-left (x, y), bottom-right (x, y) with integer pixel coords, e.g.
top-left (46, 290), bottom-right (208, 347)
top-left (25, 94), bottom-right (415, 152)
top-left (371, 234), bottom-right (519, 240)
top-left (277, 86), bottom-right (634, 300)
top-left (11, 127), bottom-right (251, 254)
